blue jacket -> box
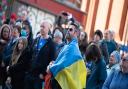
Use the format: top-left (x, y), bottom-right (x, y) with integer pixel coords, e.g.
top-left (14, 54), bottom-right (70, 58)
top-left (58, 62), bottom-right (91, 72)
top-left (86, 58), bottom-right (107, 89)
top-left (102, 69), bottom-right (128, 89)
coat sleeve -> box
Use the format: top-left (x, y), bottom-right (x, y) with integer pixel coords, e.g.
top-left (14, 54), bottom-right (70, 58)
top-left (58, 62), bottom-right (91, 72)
top-left (102, 69), bottom-right (115, 89)
top-left (96, 60), bottom-right (107, 89)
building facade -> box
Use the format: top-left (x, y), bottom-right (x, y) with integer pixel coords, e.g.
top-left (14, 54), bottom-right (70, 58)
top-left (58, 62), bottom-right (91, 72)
top-left (82, 0), bottom-right (128, 44)
top-left (12, 0), bottom-right (128, 44)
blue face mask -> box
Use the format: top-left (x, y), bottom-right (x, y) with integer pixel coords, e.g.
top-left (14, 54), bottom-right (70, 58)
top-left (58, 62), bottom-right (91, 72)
top-left (21, 29), bottom-right (27, 37)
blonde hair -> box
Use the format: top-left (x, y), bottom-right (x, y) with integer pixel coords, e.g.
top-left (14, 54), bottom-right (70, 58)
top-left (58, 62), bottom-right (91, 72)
top-left (11, 37), bottom-right (28, 65)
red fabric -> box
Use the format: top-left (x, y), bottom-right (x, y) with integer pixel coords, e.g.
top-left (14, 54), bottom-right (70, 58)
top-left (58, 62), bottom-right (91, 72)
top-left (11, 13), bottom-right (17, 20)
top-left (44, 73), bottom-right (52, 89)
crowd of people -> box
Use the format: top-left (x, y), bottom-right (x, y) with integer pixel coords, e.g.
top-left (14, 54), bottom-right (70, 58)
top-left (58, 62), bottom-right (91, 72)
top-left (0, 10), bottom-right (128, 89)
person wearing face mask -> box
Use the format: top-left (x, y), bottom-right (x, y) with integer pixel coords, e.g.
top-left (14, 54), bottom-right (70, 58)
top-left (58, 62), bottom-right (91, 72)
top-left (21, 28), bottom-right (27, 37)
top-left (21, 20), bottom-right (33, 53)
top-left (102, 53), bottom-right (128, 89)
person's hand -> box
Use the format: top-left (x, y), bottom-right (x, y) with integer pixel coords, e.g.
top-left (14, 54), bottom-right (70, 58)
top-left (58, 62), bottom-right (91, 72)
top-left (39, 74), bottom-right (44, 79)
top-left (6, 77), bottom-right (11, 84)
top-left (46, 61), bottom-right (54, 73)
top-left (46, 65), bottom-right (50, 73)
top-left (6, 66), bottom-right (9, 72)
top-left (49, 61), bottom-right (54, 65)
top-left (87, 68), bottom-right (91, 75)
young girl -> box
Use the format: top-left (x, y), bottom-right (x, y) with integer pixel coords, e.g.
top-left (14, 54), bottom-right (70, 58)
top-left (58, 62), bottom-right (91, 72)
top-left (6, 37), bottom-right (31, 89)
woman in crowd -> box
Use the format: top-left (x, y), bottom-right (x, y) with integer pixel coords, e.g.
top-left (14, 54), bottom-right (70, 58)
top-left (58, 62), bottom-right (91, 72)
top-left (106, 50), bottom-right (121, 76)
top-left (22, 20), bottom-right (33, 51)
top-left (0, 24), bottom-right (11, 89)
top-left (86, 42), bottom-right (107, 89)
top-left (3, 25), bottom-right (21, 68)
top-left (52, 27), bottom-right (64, 41)
top-left (53, 29), bottom-right (65, 59)
top-left (93, 30), bottom-right (109, 64)
top-left (79, 31), bottom-right (88, 58)
top-left (102, 53), bottom-right (128, 89)
top-left (6, 37), bottom-right (31, 89)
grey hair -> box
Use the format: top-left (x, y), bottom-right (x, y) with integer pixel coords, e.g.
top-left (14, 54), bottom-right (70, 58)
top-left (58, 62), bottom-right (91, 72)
top-left (54, 30), bottom-right (63, 39)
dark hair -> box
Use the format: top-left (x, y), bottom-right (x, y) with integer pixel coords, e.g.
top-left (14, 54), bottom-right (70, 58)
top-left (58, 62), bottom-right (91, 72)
top-left (94, 29), bottom-right (103, 39)
top-left (23, 20), bottom-right (33, 37)
top-left (71, 22), bottom-right (79, 29)
top-left (85, 42), bottom-right (102, 61)
top-left (13, 25), bottom-right (21, 34)
top-left (79, 32), bottom-right (88, 53)
top-left (83, 32), bottom-right (88, 41)
top-left (22, 20), bottom-right (33, 47)
top-left (56, 12), bottom-right (75, 28)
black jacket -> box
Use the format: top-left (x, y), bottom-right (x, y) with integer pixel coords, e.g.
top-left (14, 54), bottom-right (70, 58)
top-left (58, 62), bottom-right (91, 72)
top-left (30, 37), bottom-right (56, 77)
top-left (8, 49), bottom-right (31, 89)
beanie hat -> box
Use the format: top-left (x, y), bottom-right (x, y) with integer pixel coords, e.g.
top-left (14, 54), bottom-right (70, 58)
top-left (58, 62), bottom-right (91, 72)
top-left (111, 51), bottom-right (121, 63)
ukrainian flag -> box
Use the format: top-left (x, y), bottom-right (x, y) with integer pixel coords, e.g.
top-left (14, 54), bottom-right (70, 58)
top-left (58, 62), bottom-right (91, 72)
top-left (50, 38), bottom-right (87, 89)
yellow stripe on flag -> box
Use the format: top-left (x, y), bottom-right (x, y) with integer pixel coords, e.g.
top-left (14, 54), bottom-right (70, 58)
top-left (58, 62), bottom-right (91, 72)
top-left (55, 60), bottom-right (87, 89)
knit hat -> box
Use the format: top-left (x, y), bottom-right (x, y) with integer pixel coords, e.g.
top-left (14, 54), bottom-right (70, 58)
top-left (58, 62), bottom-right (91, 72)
top-left (111, 51), bottom-right (121, 63)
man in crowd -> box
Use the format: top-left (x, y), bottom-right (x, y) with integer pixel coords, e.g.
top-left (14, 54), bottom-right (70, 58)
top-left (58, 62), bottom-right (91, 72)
top-left (24, 20), bottom-right (56, 89)
top-left (103, 30), bottom-right (117, 55)
top-left (47, 23), bottom-right (87, 89)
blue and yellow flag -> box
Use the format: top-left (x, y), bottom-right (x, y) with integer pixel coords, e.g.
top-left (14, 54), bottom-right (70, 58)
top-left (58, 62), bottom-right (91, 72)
top-left (50, 38), bottom-right (87, 89)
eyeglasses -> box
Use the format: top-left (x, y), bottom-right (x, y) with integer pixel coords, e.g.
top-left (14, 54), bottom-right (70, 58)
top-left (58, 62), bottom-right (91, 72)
top-left (68, 28), bottom-right (74, 32)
